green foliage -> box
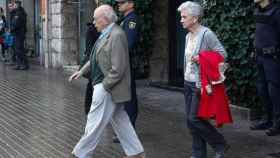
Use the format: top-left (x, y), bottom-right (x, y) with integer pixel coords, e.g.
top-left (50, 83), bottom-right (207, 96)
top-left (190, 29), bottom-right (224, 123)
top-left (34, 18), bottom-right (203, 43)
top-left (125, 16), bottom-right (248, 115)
top-left (201, 0), bottom-right (261, 108)
top-left (100, 0), bottom-right (153, 78)
top-left (100, 0), bottom-right (278, 110)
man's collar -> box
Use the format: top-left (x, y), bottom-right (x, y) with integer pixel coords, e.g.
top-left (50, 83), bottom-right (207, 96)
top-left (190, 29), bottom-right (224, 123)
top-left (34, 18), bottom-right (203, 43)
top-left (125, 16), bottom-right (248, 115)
top-left (101, 23), bottom-right (114, 34)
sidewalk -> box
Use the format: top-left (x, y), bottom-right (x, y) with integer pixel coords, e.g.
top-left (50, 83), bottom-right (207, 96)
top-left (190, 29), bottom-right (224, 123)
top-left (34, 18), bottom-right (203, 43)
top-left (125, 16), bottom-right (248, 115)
top-left (0, 63), bottom-right (279, 158)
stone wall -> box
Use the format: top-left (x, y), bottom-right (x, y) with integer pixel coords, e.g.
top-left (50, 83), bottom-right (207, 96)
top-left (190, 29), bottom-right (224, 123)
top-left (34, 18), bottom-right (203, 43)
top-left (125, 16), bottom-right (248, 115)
top-left (150, 0), bottom-right (169, 82)
top-left (49, 0), bottom-right (79, 68)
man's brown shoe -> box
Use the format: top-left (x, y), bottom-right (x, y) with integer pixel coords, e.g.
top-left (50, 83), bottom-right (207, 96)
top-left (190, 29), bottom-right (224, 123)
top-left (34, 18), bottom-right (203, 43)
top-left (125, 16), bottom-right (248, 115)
top-left (123, 152), bottom-right (145, 158)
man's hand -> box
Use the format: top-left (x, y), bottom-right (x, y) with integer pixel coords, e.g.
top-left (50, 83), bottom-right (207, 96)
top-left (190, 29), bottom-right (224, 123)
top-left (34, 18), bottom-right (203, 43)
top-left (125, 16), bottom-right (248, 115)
top-left (68, 71), bottom-right (82, 82)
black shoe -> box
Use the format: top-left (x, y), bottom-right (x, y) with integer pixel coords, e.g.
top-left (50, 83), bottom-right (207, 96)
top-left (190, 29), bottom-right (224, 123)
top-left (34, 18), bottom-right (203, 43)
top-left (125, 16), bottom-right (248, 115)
top-left (112, 136), bottom-right (120, 143)
top-left (20, 65), bottom-right (29, 70)
top-left (13, 66), bottom-right (21, 70)
top-left (214, 144), bottom-right (230, 158)
top-left (250, 121), bottom-right (273, 130)
top-left (266, 128), bottom-right (280, 136)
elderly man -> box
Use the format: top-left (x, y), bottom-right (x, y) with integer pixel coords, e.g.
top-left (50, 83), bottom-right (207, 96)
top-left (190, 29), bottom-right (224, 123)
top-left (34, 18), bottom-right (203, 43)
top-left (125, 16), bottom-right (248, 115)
top-left (69, 5), bottom-right (145, 158)
top-left (178, 1), bottom-right (229, 158)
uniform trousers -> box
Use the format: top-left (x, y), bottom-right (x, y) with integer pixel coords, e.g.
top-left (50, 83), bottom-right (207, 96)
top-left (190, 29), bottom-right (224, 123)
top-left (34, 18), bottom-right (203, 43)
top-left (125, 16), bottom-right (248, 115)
top-left (14, 35), bottom-right (28, 67)
top-left (256, 56), bottom-right (280, 128)
top-left (124, 68), bottom-right (138, 127)
top-left (72, 83), bottom-right (144, 158)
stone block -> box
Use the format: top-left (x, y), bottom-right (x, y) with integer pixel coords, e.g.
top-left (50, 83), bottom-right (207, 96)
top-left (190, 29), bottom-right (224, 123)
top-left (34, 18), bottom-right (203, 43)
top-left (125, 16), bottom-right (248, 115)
top-left (62, 50), bottom-right (78, 66)
top-left (68, 39), bottom-right (78, 52)
top-left (51, 2), bottom-right (62, 14)
top-left (62, 4), bottom-right (77, 14)
top-left (51, 52), bottom-right (62, 68)
top-left (51, 39), bottom-right (62, 53)
top-left (51, 14), bottom-right (63, 27)
top-left (62, 27), bottom-right (77, 38)
top-left (52, 28), bottom-right (62, 38)
top-left (61, 14), bottom-right (77, 28)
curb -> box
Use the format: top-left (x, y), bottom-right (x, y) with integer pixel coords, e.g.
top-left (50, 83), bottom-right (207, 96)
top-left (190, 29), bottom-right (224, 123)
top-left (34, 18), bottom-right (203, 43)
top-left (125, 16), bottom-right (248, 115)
top-left (148, 81), bottom-right (251, 122)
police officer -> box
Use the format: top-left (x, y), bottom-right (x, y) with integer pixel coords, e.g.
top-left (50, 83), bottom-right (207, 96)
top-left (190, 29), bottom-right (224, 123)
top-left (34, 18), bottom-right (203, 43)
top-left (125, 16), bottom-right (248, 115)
top-left (11, 0), bottom-right (28, 70)
top-left (250, 0), bottom-right (280, 136)
top-left (116, 0), bottom-right (139, 127)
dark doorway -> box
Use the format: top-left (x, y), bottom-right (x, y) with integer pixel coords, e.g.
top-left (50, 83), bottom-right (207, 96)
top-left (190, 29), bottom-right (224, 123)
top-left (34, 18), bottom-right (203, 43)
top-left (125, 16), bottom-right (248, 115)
top-left (168, 0), bottom-right (187, 87)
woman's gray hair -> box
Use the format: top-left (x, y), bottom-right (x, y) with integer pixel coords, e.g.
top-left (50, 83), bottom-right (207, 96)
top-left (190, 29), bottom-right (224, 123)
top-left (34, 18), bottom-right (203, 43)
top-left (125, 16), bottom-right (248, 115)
top-left (177, 1), bottom-right (204, 19)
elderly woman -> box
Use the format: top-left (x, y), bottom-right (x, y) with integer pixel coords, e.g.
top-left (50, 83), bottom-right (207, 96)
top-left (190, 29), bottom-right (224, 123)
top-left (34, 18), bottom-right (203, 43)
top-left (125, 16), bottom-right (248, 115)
top-left (178, 1), bottom-right (229, 158)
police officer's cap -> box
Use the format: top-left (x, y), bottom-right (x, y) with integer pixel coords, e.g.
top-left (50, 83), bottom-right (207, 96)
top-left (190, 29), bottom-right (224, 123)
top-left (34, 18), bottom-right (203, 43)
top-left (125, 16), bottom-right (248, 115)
top-left (115, 0), bottom-right (135, 3)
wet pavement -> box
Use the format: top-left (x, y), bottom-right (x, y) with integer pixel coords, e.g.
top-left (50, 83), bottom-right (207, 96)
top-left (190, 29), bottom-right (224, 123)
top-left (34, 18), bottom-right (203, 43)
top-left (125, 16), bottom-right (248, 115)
top-left (0, 63), bottom-right (280, 158)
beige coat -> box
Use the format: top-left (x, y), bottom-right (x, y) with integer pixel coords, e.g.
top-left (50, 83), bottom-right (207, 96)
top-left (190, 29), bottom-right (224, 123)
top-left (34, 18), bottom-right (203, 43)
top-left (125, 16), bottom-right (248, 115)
top-left (81, 24), bottom-right (131, 103)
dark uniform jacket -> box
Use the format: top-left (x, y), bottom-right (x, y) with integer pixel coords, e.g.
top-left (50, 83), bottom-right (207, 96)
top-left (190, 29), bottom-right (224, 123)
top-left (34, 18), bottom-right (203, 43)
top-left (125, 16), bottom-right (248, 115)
top-left (255, 3), bottom-right (280, 55)
top-left (120, 11), bottom-right (139, 51)
top-left (120, 11), bottom-right (139, 77)
top-left (11, 7), bottom-right (27, 37)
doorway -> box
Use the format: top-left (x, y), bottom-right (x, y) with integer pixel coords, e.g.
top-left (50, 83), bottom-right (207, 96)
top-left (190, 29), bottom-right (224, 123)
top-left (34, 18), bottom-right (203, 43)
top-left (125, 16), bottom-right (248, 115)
top-left (168, 0), bottom-right (187, 87)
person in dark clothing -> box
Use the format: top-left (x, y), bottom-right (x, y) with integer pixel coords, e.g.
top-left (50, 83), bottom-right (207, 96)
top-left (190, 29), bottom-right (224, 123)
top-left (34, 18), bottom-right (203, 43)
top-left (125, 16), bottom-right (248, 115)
top-left (0, 7), bottom-right (7, 61)
top-left (250, 0), bottom-right (280, 136)
top-left (6, 2), bottom-right (17, 64)
top-left (0, 7), bottom-right (6, 34)
top-left (81, 22), bottom-right (99, 115)
top-left (116, 0), bottom-right (139, 128)
top-left (11, 0), bottom-right (28, 70)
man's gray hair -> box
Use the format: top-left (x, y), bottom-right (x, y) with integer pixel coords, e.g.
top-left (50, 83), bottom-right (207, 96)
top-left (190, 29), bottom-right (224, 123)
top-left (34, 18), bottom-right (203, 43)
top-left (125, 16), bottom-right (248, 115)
top-left (97, 5), bottom-right (118, 23)
top-left (103, 8), bottom-right (118, 23)
top-left (177, 1), bottom-right (203, 18)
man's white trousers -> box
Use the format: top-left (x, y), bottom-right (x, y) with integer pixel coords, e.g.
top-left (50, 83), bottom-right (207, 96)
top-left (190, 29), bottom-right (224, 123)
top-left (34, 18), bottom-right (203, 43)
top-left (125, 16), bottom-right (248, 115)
top-left (72, 83), bottom-right (144, 158)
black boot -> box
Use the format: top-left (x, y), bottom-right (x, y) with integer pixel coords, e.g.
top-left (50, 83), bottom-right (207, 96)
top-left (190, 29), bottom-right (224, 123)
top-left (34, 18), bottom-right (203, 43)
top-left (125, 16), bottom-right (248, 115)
top-left (250, 120), bottom-right (273, 130)
top-left (266, 127), bottom-right (280, 136)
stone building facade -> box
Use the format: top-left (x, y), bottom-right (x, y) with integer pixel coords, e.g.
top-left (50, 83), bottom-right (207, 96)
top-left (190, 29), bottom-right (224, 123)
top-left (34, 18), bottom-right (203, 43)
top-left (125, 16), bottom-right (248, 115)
top-left (38, 0), bottom-right (97, 68)
top-left (9, 0), bottom-right (183, 85)
top-left (48, 0), bottom-right (79, 68)
top-left (3, 0), bottom-right (81, 68)
top-left (43, 0), bottom-right (172, 84)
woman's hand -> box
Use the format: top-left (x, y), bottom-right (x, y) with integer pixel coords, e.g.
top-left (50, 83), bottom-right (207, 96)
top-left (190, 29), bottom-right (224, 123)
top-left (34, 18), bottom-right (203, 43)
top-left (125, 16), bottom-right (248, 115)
top-left (191, 55), bottom-right (199, 64)
top-left (68, 71), bottom-right (82, 82)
